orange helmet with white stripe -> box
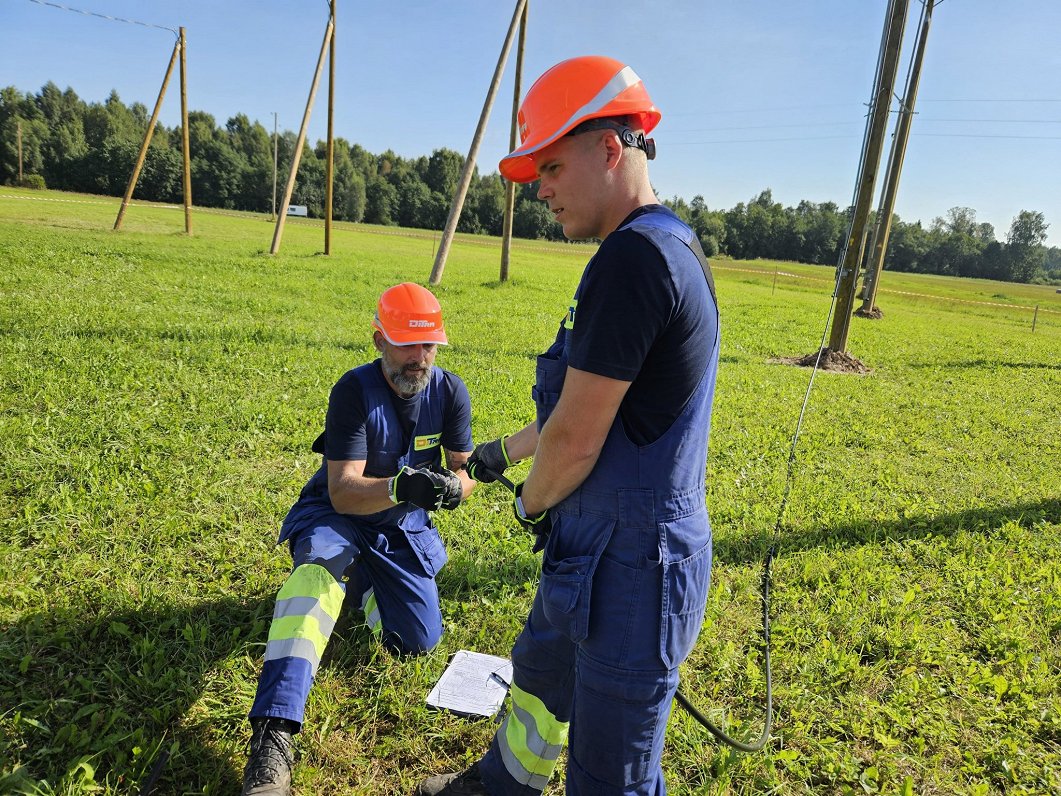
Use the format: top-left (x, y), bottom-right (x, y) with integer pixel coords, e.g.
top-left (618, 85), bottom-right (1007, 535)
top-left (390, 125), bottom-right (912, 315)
top-left (372, 282), bottom-right (448, 346)
top-left (499, 55), bottom-right (661, 184)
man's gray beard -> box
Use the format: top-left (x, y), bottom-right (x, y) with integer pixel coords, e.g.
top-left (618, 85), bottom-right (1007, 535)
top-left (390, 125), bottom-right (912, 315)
top-left (388, 364), bottom-right (431, 396)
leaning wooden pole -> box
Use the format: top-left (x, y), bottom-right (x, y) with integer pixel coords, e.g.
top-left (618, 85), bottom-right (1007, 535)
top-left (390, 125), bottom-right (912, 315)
top-left (324, 0), bottom-right (336, 255)
top-left (270, 16), bottom-right (335, 255)
top-left (826, 0), bottom-right (909, 352)
top-left (859, 0), bottom-right (935, 315)
top-left (429, 0), bottom-right (528, 285)
top-left (499, 1), bottom-right (528, 282)
top-left (179, 27), bottom-right (192, 234)
top-left (114, 36), bottom-right (180, 231)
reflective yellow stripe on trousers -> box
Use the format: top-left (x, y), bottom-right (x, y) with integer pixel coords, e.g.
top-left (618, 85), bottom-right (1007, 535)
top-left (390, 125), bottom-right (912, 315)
top-left (263, 563), bottom-right (346, 675)
top-left (496, 682), bottom-right (569, 790)
top-left (360, 587), bottom-right (382, 636)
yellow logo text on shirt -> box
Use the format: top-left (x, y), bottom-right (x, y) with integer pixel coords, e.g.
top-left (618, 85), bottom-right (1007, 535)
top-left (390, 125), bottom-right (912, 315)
top-left (414, 433), bottom-right (442, 451)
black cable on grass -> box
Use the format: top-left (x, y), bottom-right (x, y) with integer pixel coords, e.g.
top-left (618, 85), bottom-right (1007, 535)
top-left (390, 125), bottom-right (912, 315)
top-left (674, 52), bottom-right (879, 749)
top-left (137, 748), bottom-right (170, 796)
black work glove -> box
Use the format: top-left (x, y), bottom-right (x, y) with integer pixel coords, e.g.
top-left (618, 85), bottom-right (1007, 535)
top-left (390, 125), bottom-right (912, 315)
top-left (432, 466), bottom-right (464, 511)
top-left (390, 466), bottom-right (454, 511)
top-left (466, 436), bottom-right (515, 484)
top-left (513, 481), bottom-right (551, 551)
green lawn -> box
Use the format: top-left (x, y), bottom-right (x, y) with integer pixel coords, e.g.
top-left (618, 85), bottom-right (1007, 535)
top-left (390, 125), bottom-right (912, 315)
top-left (1, 188), bottom-right (1058, 795)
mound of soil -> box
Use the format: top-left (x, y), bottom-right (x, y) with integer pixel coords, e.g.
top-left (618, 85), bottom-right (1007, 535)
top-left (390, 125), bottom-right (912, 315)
top-left (854, 306), bottom-right (884, 319)
top-left (771, 348), bottom-right (871, 374)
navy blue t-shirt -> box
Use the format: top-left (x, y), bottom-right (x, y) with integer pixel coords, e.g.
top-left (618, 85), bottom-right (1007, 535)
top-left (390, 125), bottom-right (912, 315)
top-left (567, 205), bottom-right (715, 446)
top-left (318, 361), bottom-right (473, 460)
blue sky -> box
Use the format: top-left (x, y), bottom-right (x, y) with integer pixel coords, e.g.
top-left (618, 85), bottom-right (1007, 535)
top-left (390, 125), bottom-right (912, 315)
top-left (3, 0), bottom-right (1059, 244)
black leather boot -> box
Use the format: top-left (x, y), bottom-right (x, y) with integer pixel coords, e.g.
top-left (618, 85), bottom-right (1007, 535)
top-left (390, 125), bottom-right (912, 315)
top-left (416, 762), bottom-right (490, 795)
top-left (241, 717), bottom-right (298, 796)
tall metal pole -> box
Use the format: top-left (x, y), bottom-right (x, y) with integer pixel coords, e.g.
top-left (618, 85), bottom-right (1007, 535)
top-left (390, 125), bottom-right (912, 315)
top-left (179, 27), bottom-right (192, 234)
top-left (827, 0), bottom-right (910, 352)
top-left (325, 0), bottom-right (336, 254)
top-left (859, 0), bottom-right (935, 315)
top-left (270, 16), bottom-right (334, 255)
top-left (114, 37), bottom-right (180, 231)
top-left (499, 1), bottom-right (528, 283)
top-left (271, 112), bottom-right (278, 220)
top-left (429, 0), bottom-right (528, 285)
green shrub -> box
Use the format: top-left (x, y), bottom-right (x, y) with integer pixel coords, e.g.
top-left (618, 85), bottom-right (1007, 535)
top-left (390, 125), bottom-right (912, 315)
top-left (18, 174), bottom-right (46, 190)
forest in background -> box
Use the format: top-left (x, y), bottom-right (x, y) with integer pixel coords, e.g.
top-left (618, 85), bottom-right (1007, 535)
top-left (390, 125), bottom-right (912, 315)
top-left (3, 82), bottom-right (1058, 284)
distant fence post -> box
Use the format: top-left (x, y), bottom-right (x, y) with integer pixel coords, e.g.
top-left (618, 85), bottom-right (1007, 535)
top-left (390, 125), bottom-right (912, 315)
top-left (1032, 304), bottom-right (1039, 333)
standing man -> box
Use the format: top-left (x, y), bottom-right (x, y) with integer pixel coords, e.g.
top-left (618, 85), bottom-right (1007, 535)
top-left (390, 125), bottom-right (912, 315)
top-left (418, 56), bottom-right (720, 795)
top-left (244, 282), bottom-right (475, 796)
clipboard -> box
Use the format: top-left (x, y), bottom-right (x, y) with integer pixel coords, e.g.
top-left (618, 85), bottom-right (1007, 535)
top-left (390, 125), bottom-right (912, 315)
top-left (426, 650), bottom-right (513, 718)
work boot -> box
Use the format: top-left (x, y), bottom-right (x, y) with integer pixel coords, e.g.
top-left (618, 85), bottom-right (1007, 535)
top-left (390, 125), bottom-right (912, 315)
top-left (241, 717), bottom-right (298, 796)
top-left (416, 762), bottom-right (489, 795)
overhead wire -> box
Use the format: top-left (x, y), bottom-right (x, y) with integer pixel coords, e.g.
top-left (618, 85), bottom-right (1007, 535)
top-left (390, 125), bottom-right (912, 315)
top-left (26, 0), bottom-right (178, 36)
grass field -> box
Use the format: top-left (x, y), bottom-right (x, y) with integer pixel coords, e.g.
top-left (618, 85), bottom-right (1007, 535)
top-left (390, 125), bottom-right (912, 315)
top-left (1, 187), bottom-right (1059, 795)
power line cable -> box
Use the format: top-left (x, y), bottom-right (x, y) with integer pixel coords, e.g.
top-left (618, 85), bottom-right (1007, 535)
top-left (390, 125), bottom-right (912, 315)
top-left (668, 135), bottom-right (858, 145)
top-left (680, 121), bottom-right (863, 133)
top-left (669, 99), bottom-right (1061, 123)
top-left (920, 117), bottom-right (1061, 123)
top-left (915, 132), bottom-right (1061, 140)
top-left (26, 0), bottom-right (178, 36)
top-left (667, 131), bottom-right (1061, 145)
top-left (919, 98), bottom-right (1061, 102)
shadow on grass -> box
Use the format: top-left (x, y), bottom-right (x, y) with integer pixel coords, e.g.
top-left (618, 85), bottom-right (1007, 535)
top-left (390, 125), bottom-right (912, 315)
top-left (0, 578), bottom-right (472, 794)
top-left (1, 592), bottom-right (274, 794)
top-left (713, 497), bottom-right (1061, 567)
top-left (908, 359), bottom-right (1061, 371)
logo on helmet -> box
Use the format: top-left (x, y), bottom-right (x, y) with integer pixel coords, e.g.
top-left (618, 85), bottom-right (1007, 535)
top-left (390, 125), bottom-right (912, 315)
top-left (409, 319), bottom-right (435, 328)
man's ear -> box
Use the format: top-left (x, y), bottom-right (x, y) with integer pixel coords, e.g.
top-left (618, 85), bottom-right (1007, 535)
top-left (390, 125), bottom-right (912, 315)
top-left (372, 330), bottom-right (385, 352)
top-left (600, 130), bottom-right (624, 171)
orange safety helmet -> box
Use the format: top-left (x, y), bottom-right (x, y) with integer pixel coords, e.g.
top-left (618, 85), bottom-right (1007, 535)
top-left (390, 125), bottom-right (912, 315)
top-left (499, 55), bottom-right (661, 184)
top-left (372, 282), bottom-right (448, 346)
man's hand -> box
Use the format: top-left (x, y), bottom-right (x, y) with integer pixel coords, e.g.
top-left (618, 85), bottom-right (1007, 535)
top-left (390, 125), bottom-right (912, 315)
top-left (467, 436), bottom-right (514, 483)
top-left (513, 481), bottom-right (551, 550)
top-left (433, 466), bottom-right (464, 510)
top-left (390, 466), bottom-right (457, 511)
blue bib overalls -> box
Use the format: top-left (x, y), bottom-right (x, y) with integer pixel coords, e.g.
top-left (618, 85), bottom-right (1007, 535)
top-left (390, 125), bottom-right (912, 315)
top-left (250, 364), bottom-right (451, 725)
top-left (479, 210), bottom-right (720, 795)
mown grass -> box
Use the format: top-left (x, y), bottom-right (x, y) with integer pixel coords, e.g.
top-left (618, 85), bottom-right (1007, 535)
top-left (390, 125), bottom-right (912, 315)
top-left (1, 188), bottom-right (1058, 795)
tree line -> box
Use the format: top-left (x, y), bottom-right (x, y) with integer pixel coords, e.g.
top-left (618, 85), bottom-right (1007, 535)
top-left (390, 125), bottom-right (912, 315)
top-left (2, 82), bottom-right (1057, 284)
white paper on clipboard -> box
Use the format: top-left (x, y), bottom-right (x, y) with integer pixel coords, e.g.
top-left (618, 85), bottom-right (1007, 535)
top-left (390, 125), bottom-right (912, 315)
top-left (426, 650), bottom-right (513, 718)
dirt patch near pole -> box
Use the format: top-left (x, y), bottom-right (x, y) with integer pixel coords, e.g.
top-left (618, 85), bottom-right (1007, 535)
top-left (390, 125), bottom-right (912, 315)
top-left (854, 306), bottom-right (884, 319)
top-left (770, 348), bottom-right (871, 374)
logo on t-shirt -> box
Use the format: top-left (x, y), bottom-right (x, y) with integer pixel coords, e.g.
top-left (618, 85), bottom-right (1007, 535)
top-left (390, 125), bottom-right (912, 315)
top-left (563, 298), bottom-right (578, 330)
top-left (414, 433), bottom-right (442, 451)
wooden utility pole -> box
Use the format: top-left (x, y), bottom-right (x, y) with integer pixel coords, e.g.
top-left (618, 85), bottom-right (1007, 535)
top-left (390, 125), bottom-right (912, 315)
top-left (429, 0), bottom-right (529, 285)
top-left (827, 0), bottom-right (910, 351)
top-left (179, 27), bottom-right (192, 234)
top-left (114, 36), bottom-right (180, 231)
top-left (859, 0), bottom-right (935, 315)
top-left (499, 1), bottom-right (528, 282)
top-left (271, 112), bottom-right (279, 221)
top-left (16, 121), bottom-right (22, 183)
top-left (270, 16), bottom-right (335, 255)
top-left (325, 0), bottom-right (336, 254)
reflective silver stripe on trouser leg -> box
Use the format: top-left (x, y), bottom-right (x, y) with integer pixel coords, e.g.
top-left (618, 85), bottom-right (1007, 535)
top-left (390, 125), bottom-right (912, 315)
top-left (263, 563), bottom-right (346, 675)
top-left (495, 682), bottom-right (569, 790)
